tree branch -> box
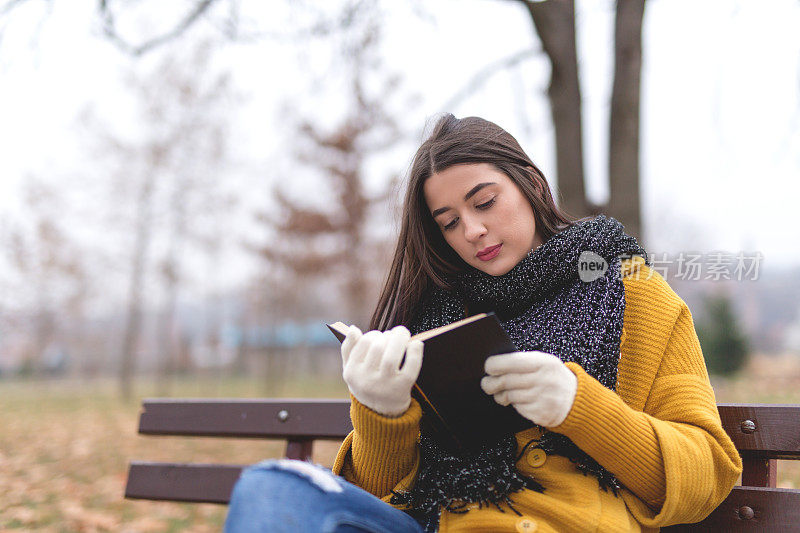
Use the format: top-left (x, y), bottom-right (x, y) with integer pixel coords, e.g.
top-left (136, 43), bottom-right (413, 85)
top-left (440, 46), bottom-right (540, 111)
top-left (1, 0), bottom-right (30, 16)
top-left (98, 0), bottom-right (218, 57)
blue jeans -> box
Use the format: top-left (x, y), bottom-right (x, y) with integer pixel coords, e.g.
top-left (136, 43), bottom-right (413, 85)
top-left (224, 459), bottom-right (426, 533)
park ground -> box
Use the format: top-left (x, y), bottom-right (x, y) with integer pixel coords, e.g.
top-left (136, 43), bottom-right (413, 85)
top-left (1, 354), bottom-right (799, 532)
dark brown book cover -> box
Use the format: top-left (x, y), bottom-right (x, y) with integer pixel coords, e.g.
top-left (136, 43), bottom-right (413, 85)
top-left (327, 313), bottom-right (533, 450)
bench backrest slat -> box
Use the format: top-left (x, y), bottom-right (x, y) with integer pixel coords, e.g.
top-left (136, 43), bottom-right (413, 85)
top-left (137, 401), bottom-right (800, 459)
top-left (138, 399), bottom-right (352, 439)
top-left (717, 404), bottom-right (800, 458)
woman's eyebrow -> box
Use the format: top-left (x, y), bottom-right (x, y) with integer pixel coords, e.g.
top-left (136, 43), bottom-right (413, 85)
top-left (431, 182), bottom-right (497, 218)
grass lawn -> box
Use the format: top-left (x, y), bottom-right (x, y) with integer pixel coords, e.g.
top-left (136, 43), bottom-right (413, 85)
top-left (0, 375), bottom-right (349, 532)
top-left (1, 353), bottom-right (798, 531)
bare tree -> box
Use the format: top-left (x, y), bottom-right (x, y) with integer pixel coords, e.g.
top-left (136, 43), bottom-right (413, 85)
top-left (117, 147), bottom-right (157, 399)
top-left (522, 0), bottom-right (647, 241)
top-left (3, 178), bottom-right (87, 375)
top-left (257, 93), bottom-right (403, 326)
top-left (84, 41), bottom-right (236, 398)
top-left (607, 0), bottom-right (646, 240)
top-left (150, 45), bottom-right (234, 395)
top-left (523, 0), bottom-right (588, 220)
top-left (254, 5), bottom-right (411, 328)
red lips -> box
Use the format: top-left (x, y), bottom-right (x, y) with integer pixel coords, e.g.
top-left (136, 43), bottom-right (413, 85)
top-left (476, 244), bottom-right (502, 261)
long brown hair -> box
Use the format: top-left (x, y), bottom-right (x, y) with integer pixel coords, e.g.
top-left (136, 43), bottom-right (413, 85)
top-left (370, 114), bottom-right (577, 331)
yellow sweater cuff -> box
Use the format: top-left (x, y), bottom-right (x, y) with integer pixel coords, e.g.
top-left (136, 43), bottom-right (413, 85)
top-left (344, 394), bottom-right (422, 497)
top-left (350, 394), bottom-right (422, 453)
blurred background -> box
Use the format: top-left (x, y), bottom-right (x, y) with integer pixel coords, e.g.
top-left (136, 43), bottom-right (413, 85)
top-left (1, 0), bottom-right (799, 530)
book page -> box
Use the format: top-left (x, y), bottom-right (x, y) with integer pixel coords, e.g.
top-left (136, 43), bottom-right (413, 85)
top-left (328, 314), bottom-right (488, 343)
top-left (411, 313), bottom-right (487, 342)
top-left (328, 322), bottom-right (349, 336)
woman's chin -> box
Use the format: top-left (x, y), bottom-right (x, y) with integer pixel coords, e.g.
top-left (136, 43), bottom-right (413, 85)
top-left (474, 259), bottom-right (514, 277)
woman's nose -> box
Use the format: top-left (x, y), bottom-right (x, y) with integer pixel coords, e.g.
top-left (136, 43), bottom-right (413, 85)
top-left (462, 216), bottom-right (487, 242)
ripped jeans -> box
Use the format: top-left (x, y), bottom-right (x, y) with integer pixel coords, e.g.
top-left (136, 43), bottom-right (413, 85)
top-left (224, 459), bottom-right (426, 533)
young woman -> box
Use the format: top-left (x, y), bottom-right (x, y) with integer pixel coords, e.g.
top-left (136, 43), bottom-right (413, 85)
top-left (225, 114), bottom-right (742, 532)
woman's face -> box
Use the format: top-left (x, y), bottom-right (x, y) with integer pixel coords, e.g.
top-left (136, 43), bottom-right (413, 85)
top-left (423, 162), bottom-right (543, 276)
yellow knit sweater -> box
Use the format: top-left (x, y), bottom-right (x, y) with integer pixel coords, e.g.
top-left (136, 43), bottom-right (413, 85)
top-left (332, 257), bottom-right (742, 532)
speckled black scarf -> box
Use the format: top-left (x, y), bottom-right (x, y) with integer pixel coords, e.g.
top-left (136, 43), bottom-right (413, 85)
top-left (391, 215), bottom-right (649, 532)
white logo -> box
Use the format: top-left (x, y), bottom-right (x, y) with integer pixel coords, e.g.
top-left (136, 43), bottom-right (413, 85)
top-left (578, 251), bottom-right (608, 282)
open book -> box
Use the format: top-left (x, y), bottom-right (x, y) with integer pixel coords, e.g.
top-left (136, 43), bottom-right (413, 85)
top-left (327, 313), bottom-right (533, 450)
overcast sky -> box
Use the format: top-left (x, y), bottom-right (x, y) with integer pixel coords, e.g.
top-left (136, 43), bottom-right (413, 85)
top-left (1, 0), bottom-right (799, 301)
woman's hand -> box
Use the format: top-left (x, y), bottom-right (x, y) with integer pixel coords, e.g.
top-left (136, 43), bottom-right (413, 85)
top-left (481, 351), bottom-right (578, 428)
top-left (341, 325), bottom-right (424, 418)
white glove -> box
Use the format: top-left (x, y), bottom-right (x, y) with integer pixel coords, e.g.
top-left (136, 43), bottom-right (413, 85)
top-left (341, 325), bottom-right (424, 418)
top-left (481, 351), bottom-right (578, 428)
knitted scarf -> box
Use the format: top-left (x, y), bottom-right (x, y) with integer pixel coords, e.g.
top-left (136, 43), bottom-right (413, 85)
top-left (390, 215), bottom-right (649, 532)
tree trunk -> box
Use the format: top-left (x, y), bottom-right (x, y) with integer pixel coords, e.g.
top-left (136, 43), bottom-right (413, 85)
top-left (155, 260), bottom-right (178, 397)
top-left (119, 173), bottom-right (156, 400)
top-left (608, 0), bottom-right (646, 243)
top-left (155, 182), bottom-right (188, 396)
top-left (524, 0), bottom-right (588, 219)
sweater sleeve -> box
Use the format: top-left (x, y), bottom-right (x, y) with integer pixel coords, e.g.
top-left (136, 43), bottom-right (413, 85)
top-left (551, 302), bottom-right (742, 527)
top-left (331, 394), bottom-right (421, 500)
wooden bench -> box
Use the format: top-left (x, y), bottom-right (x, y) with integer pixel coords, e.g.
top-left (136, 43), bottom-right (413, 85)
top-left (125, 400), bottom-right (800, 531)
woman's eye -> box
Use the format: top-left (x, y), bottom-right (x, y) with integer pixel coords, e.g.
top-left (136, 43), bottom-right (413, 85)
top-left (476, 198), bottom-right (496, 210)
top-left (443, 218), bottom-right (458, 231)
